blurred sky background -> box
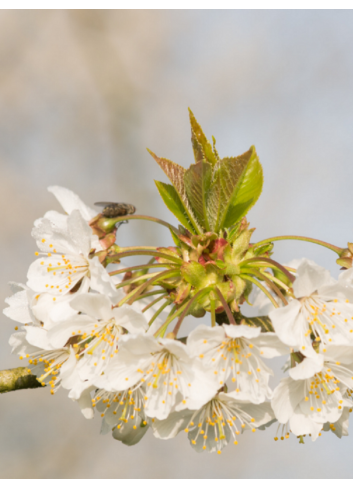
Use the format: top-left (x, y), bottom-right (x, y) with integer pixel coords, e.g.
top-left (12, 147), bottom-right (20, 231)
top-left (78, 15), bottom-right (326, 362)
top-left (1, 9), bottom-right (353, 478)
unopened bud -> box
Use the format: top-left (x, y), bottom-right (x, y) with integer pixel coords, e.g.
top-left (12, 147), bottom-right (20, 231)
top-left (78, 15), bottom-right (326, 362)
top-left (337, 244), bottom-right (353, 269)
top-left (96, 216), bottom-right (122, 234)
top-left (336, 257), bottom-right (353, 269)
top-left (166, 332), bottom-right (176, 340)
top-left (99, 233), bottom-right (117, 250)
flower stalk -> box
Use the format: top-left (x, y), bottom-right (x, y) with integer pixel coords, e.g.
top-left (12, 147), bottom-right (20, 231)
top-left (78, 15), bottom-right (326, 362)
top-left (254, 235), bottom-right (343, 255)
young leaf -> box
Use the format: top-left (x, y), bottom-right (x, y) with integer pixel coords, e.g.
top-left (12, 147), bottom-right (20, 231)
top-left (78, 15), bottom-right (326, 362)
top-left (154, 181), bottom-right (196, 234)
top-left (148, 149), bottom-right (202, 234)
top-left (204, 165), bottom-right (222, 231)
top-left (184, 161), bottom-right (213, 231)
top-left (188, 109), bottom-right (217, 165)
top-left (221, 146), bottom-right (263, 229)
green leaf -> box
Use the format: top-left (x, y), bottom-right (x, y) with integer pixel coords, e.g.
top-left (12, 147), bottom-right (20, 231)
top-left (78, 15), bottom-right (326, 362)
top-left (206, 147), bottom-right (263, 232)
top-left (169, 228), bottom-right (182, 247)
top-left (154, 181), bottom-right (196, 234)
top-left (184, 161), bottom-right (213, 231)
top-left (221, 146), bottom-right (263, 229)
top-left (188, 109), bottom-right (217, 165)
top-left (205, 168), bottom-right (222, 231)
top-left (148, 149), bottom-right (202, 234)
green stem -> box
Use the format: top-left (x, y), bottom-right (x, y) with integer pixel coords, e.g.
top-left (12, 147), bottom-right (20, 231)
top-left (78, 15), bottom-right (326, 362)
top-left (154, 291), bottom-right (207, 338)
top-left (240, 274), bottom-right (280, 309)
top-left (260, 270), bottom-right (293, 295)
top-left (132, 289), bottom-right (167, 301)
top-left (110, 250), bottom-right (182, 265)
top-left (172, 288), bottom-right (212, 336)
top-left (215, 287), bottom-right (236, 325)
top-left (210, 297), bottom-right (216, 327)
top-left (109, 263), bottom-right (175, 276)
top-left (241, 266), bottom-right (291, 295)
top-left (118, 269), bottom-right (180, 307)
top-left (142, 294), bottom-right (169, 313)
top-left (148, 300), bottom-right (172, 327)
top-left (106, 214), bottom-right (180, 235)
top-left (241, 257), bottom-right (295, 283)
top-left (154, 305), bottom-right (177, 338)
top-left (242, 268), bottom-right (288, 306)
top-left (114, 271), bottom-right (173, 291)
top-left (254, 235), bottom-right (343, 255)
top-left (116, 246), bottom-right (158, 252)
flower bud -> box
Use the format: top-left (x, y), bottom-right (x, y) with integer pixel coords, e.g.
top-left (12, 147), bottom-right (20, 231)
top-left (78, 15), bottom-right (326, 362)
top-left (336, 244), bottom-right (353, 269)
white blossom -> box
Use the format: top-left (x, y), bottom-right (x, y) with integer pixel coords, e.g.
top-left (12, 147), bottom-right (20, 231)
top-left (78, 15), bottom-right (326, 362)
top-left (269, 259), bottom-right (353, 358)
top-left (4, 282), bottom-right (82, 330)
top-left (153, 392), bottom-right (274, 453)
top-left (271, 346), bottom-right (353, 441)
top-left (94, 386), bottom-right (149, 446)
top-left (48, 292), bottom-right (149, 381)
top-left (95, 334), bottom-right (218, 420)
top-left (28, 210), bottom-right (119, 298)
top-left (9, 329), bottom-right (79, 395)
top-left (34, 186), bottom-right (96, 232)
top-left (187, 323), bottom-right (288, 403)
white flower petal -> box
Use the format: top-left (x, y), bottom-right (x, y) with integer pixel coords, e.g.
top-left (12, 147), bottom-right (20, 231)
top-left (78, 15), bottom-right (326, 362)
top-left (76, 388), bottom-right (95, 420)
top-left (111, 305), bottom-right (149, 334)
top-left (251, 333), bottom-right (290, 359)
top-left (187, 325), bottom-right (225, 358)
top-left (289, 410), bottom-right (323, 441)
top-left (152, 409), bottom-right (193, 439)
top-left (67, 211), bottom-right (92, 256)
top-left (289, 356), bottom-right (324, 380)
top-left (271, 377), bottom-right (305, 424)
top-left (321, 345), bottom-right (353, 365)
top-left (89, 257), bottom-right (122, 298)
top-left (48, 186), bottom-right (96, 221)
top-left (293, 259), bottom-right (331, 298)
top-left (269, 300), bottom-right (302, 346)
top-left (112, 419), bottom-right (148, 446)
top-left (3, 289), bottom-right (32, 324)
top-left (269, 300), bottom-right (316, 357)
top-left (25, 326), bottom-right (52, 350)
top-left (223, 324), bottom-right (261, 339)
top-left (48, 315), bottom-right (94, 348)
top-left (70, 292), bottom-right (112, 320)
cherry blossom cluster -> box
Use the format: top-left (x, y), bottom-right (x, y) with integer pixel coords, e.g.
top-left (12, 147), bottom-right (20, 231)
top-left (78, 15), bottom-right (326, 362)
top-left (4, 185), bottom-right (353, 452)
top-left (4, 111), bottom-right (353, 452)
